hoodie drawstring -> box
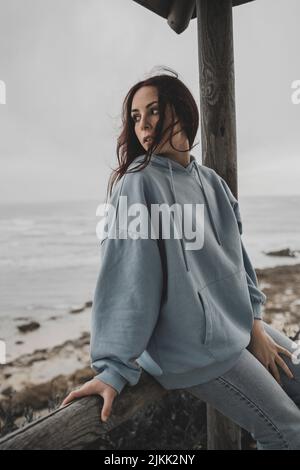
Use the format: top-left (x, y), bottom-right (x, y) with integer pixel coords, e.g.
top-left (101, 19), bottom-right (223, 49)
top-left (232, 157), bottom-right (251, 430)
top-left (167, 159), bottom-right (190, 272)
top-left (167, 159), bottom-right (222, 273)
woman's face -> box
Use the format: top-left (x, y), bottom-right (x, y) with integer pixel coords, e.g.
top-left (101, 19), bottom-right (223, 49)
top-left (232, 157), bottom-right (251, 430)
top-left (131, 85), bottom-right (188, 156)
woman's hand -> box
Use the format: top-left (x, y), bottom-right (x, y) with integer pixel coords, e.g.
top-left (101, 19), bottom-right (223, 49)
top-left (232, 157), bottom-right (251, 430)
top-left (247, 320), bottom-right (294, 386)
top-left (59, 378), bottom-right (118, 422)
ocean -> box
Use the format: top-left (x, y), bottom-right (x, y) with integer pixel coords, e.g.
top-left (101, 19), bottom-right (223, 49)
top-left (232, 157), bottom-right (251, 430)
top-left (0, 196), bottom-right (299, 362)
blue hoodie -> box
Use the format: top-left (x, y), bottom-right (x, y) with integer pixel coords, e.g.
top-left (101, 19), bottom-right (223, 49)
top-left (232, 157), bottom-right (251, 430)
top-left (90, 154), bottom-right (267, 395)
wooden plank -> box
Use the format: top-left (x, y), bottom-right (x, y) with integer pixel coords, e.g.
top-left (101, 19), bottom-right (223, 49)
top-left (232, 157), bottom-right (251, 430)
top-left (132, 0), bottom-right (170, 19)
top-left (0, 372), bottom-right (169, 450)
top-left (207, 404), bottom-right (242, 450)
top-left (196, 0), bottom-right (241, 449)
top-left (132, 0), bottom-right (255, 21)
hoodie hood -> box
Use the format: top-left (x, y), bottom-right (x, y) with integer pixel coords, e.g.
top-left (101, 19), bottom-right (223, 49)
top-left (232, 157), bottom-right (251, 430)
top-left (132, 153), bottom-right (222, 272)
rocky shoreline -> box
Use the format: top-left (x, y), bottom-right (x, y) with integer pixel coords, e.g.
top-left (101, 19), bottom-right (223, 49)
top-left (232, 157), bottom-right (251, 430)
top-left (1, 263), bottom-right (300, 448)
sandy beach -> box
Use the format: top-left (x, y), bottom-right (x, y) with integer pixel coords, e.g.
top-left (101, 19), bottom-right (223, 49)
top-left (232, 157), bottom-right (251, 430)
top-left (1, 262), bottom-right (300, 446)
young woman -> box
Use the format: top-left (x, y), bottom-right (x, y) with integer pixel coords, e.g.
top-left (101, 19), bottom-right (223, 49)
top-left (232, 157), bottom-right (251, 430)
top-left (61, 69), bottom-right (300, 450)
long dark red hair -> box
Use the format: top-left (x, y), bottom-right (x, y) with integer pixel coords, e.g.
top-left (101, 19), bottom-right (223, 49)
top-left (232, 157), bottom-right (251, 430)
top-left (105, 66), bottom-right (199, 202)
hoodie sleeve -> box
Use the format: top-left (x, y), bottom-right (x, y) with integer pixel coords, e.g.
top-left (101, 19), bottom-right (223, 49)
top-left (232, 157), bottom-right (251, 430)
top-left (218, 176), bottom-right (267, 320)
top-left (89, 172), bottom-right (163, 395)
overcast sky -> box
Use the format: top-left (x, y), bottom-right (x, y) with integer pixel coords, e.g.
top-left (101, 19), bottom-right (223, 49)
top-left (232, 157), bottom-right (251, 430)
top-left (0, 0), bottom-right (299, 203)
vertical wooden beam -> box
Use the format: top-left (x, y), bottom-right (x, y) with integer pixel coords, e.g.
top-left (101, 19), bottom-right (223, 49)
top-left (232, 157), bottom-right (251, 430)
top-left (207, 405), bottom-right (242, 450)
top-left (196, 0), bottom-right (238, 198)
top-left (196, 0), bottom-right (242, 449)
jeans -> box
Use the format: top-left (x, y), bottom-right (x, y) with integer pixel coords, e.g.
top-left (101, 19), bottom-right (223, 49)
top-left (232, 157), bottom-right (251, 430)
top-left (186, 321), bottom-right (300, 450)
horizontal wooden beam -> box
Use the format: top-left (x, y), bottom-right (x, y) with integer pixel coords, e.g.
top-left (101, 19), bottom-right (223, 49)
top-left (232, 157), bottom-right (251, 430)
top-left (0, 372), bottom-right (169, 450)
top-left (132, 0), bottom-right (255, 20)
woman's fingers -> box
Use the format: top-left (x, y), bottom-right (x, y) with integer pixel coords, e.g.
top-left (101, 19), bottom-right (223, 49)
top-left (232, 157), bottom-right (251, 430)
top-left (59, 379), bottom-right (117, 423)
top-left (275, 354), bottom-right (294, 379)
top-left (101, 390), bottom-right (115, 422)
top-left (268, 360), bottom-right (282, 386)
top-left (277, 346), bottom-right (294, 361)
top-left (60, 389), bottom-right (80, 407)
top-left (60, 380), bottom-right (96, 407)
top-left (275, 343), bottom-right (295, 379)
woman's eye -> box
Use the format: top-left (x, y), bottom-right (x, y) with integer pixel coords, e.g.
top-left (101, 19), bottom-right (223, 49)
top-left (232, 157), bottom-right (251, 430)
top-left (132, 108), bottom-right (159, 123)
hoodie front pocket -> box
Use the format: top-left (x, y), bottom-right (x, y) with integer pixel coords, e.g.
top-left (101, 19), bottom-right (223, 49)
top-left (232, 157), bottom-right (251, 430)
top-left (197, 289), bottom-right (212, 346)
top-left (203, 269), bottom-right (254, 361)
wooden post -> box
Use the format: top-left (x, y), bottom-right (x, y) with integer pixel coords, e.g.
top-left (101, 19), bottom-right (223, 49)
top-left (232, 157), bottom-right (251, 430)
top-left (207, 405), bottom-right (242, 450)
top-left (196, 0), bottom-right (241, 449)
top-left (196, 0), bottom-right (238, 198)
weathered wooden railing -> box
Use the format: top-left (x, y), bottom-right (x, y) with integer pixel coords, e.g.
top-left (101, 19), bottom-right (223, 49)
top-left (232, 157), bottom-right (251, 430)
top-left (0, 371), bottom-right (242, 450)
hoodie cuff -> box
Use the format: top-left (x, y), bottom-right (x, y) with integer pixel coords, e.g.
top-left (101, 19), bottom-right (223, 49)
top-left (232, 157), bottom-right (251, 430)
top-left (252, 301), bottom-right (263, 320)
top-left (93, 369), bottom-right (128, 395)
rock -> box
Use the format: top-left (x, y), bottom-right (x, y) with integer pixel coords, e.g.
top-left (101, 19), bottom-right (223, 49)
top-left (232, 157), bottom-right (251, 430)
top-left (17, 322), bottom-right (40, 333)
top-left (2, 386), bottom-right (15, 397)
top-left (264, 248), bottom-right (296, 258)
top-left (69, 305), bottom-right (85, 314)
top-left (69, 301), bottom-right (92, 314)
top-left (71, 367), bottom-right (94, 384)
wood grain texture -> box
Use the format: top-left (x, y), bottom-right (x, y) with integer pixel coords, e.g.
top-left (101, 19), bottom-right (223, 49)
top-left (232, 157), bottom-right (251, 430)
top-left (0, 372), bottom-right (169, 450)
top-left (196, 0), bottom-right (238, 197)
top-left (207, 404), bottom-right (242, 450)
top-left (196, 0), bottom-right (241, 450)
